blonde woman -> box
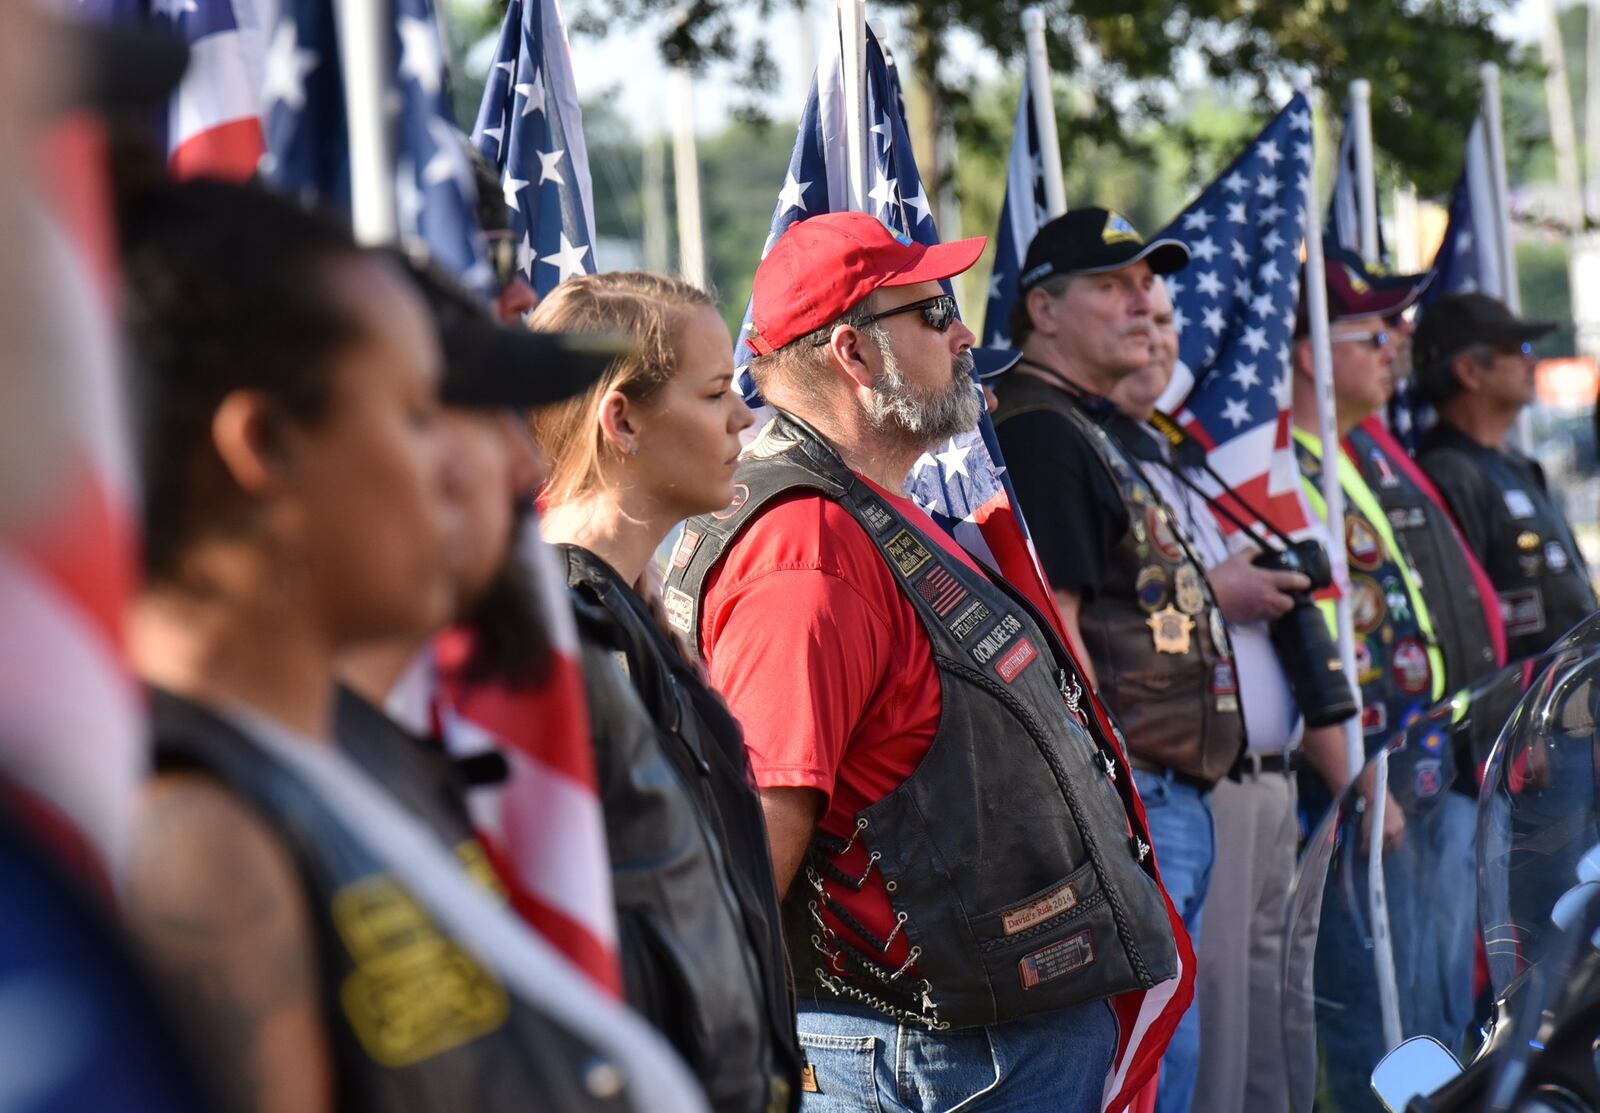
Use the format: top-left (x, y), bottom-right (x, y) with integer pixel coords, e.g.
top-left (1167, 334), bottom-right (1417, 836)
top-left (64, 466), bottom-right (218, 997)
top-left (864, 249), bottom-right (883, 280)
top-left (531, 274), bottom-right (801, 1113)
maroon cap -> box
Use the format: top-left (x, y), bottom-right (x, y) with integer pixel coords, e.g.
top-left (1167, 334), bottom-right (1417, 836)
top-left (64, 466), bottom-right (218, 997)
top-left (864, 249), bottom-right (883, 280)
top-left (746, 212), bottom-right (985, 355)
top-left (1297, 241), bottom-right (1433, 335)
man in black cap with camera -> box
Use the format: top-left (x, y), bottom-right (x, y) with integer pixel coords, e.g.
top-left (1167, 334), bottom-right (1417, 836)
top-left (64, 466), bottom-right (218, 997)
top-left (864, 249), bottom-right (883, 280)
top-left (1414, 293), bottom-right (1597, 660)
top-left (993, 207), bottom-right (1294, 1113)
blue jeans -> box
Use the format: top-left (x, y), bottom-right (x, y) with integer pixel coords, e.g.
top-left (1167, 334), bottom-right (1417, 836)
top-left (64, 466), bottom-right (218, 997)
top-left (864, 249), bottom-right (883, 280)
top-left (1132, 768), bottom-right (1215, 1113)
top-left (796, 998), bottom-right (1117, 1112)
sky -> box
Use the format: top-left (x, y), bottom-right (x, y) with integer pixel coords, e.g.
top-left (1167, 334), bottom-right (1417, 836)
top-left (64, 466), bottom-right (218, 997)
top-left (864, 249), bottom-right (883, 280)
top-left (526, 0), bottom-right (1556, 138)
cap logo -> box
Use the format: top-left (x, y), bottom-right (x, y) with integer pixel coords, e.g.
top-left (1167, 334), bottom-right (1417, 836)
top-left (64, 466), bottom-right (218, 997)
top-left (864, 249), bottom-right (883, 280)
top-left (1102, 213), bottom-right (1143, 247)
top-left (888, 222), bottom-right (913, 246)
top-left (1021, 262), bottom-right (1055, 287)
top-left (1344, 266), bottom-right (1370, 294)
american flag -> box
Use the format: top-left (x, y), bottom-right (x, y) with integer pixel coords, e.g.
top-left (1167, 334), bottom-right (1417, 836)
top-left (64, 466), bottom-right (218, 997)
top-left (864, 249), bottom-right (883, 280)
top-left (1326, 101), bottom-right (1388, 264)
top-left (1422, 118), bottom-right (1504, 306)
top-left (979, 72), bottom-right (1049, 348)
top-left (743, 25), bottom-right (1193, 1112)
top-left (0, 118), bottom-right (145, 887)
top-left (258, 0), bottom-right (493, 294)
top-left (1155, 93), bottom-right (1314, 540)
top-left (471, 0), bottom-right (597, 297)
top-left (78, 0), bottom-right (266, 180)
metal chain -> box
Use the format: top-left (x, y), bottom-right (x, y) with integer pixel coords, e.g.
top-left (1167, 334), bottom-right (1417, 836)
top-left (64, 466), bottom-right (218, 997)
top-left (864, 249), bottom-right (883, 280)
top-left (815, 970), bottom-right (949, 1031)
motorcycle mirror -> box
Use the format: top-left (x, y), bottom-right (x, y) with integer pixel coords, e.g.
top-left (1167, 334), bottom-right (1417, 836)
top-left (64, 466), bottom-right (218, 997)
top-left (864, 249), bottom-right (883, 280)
top-left (1371, 1036), bottom-right (1464, 1113)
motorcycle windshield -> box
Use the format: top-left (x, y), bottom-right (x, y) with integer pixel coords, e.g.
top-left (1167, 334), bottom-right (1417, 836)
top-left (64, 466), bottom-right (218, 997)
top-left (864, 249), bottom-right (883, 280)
top-left (1478, 615), bottom-right (1600, 999)
top-left (1282, 614), bottom-right (1600, 1113)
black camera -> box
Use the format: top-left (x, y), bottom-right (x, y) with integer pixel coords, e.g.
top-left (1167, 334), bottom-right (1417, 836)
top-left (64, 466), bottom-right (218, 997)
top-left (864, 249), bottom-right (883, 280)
top-left (1253, 541), bottom-right (1359, 728)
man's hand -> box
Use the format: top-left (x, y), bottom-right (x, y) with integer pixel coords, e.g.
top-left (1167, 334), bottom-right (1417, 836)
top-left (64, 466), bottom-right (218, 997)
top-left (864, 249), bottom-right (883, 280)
top-left (1206, 549), bottom-right (1310, 624)
top-left (1354, 763), bottom-right (1407, 852)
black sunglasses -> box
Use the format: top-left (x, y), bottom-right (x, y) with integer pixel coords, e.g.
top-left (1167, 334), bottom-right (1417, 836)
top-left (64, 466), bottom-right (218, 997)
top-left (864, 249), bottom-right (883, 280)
top-left (813, 293), bottom-right (959, 345)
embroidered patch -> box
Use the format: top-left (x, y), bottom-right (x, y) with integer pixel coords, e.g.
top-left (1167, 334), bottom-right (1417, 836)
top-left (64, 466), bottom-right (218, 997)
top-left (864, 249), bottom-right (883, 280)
top-left (1504, 489), bottom-right (1536, 519)
top-left (1135, 566), bottom-right (1169, 613)
top-left (671, 528), bottom-right (702, 568)
top-left (948, 598), bottom-right (993, 641)
top-left (859, 500), bottom-right (894, 534)
top-left (1345, 514), bottom-right (1383, 571)
top-left (664, 587), bottom-right (696, 634)
top-left (1361, 702), bottom-right (1389, 737)
top-left (1146, 505), bottom-right (1182, 561)
top-left (1000, 881), bottom-right (1080, 936)
top-left (711, 483), bottom-right (750, 521)
top-left (915, 565), bottom-right (968, 617)
top-left (971, 614), bottom-right (1023, 666)
top-left (1355, 639), bottom-right (1379, 684)
top-left (1387, 506), bottom-right (1426, 531)
top-left (1392, 637), bottom-right (1431, 695)
top-left (886, 529), bottom-right (933, 578)
top-left (1350, 575), bottom-right (1386, 634)
top-left (1209, 607), bottom-right (1231, 656)
top-left (1368, 447), bottom-right (1402, 488)
top-left (1419, 727), bottom-right (1446, 755)
top-left (1500, 588), bottom-right (1546, 636)
top-left (994, 638), bottom-right (1038, 684)
top-left (1211, 660), bottom-right (1238, 696)
top-left (333, 875), bottom-right (510, 1066)
top-left (1414, 758), bottom-right (1443, 800)
top-left (1018, 930), bottom-right (1095, 989)
top-left (1173, 564), bottom-right (1206, 615)
top-left (1546, 541), bottom-right (1571, 573)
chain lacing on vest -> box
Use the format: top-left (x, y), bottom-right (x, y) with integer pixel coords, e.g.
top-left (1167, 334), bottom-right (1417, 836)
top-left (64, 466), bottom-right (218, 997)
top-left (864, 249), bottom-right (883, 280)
top-left (799, 817), bottom-right (948, 1031)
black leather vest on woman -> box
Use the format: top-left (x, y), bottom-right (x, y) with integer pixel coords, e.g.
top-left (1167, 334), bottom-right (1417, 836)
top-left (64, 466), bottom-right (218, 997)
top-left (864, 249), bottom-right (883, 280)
top-left (993, 374), bottom-right (1246, 783)
top-left (561, 545), bottom-right (801, 1113)
top-left (150, 685), bottom-right (642, 1113)
top-left (665, 411), bottom-right (1179, 1033)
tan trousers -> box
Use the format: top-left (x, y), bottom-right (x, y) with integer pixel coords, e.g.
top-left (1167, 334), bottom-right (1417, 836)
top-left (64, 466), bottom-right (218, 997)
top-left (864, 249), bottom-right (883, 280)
top-left (1191, 770), bottom-right (1299, 1113)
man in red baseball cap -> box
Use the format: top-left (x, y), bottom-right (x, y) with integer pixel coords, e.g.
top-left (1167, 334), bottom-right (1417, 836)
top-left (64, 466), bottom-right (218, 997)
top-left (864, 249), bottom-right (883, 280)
top-left (663, 211), bottom-right (1181, 1111)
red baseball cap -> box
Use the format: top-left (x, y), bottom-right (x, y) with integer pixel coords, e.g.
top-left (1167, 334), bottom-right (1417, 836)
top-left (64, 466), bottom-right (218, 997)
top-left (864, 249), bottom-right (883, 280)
top-left (746, 212), bottom-right (986, 355)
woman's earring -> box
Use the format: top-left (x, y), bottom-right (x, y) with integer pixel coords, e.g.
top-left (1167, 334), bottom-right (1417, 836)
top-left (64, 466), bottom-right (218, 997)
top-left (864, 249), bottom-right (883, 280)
top-left (628, 443), bottom-right (640, 456)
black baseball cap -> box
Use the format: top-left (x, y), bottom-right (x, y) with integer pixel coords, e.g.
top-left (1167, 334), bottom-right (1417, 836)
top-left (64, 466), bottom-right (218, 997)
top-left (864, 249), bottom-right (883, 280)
top-left (1412, 292), bottom-right (1555, 403)
top-left (393, 251), bottom-right (628, 409)
top-left (1019, 207), bottom-right (1190, 292)
top-left (1294, 241), bottom-right (1434, 336)
top-left (45, 17), bottom-right (189, 116)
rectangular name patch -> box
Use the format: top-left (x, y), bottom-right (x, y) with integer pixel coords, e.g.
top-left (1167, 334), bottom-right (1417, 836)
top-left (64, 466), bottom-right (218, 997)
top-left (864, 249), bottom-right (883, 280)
top-left (671, 528), bottom-right (701, 568)
top-left (948, 599), bottom-right (993, 641)
top-left (859, 500), bottom-right (894, 534)
top-left (1000, 881), bottom-right (1079, 936)
top-left (1019, 929), bottom-right (1095, 989)
top-left (995, 638), bottom-right (1038, 684)
top-left (915, 565), bottom-right (968, 617)
top-left (663, 587), bottom-right (695, 635)
top-left (1500, 587), bottom-right (1547, 636)
top-left (970, 614), bottom-right (1023, 666)
top-left (886, 530), bottom-right (932, 578)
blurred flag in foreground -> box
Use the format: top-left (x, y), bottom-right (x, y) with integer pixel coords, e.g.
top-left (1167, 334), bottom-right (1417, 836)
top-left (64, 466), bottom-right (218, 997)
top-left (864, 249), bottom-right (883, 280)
top-left (471, 0), bottom-right (597, 297)
top-left (1155, 93), bottom-right (1314, 540)
top-left (1326, 102), bottom-right (1389, 264)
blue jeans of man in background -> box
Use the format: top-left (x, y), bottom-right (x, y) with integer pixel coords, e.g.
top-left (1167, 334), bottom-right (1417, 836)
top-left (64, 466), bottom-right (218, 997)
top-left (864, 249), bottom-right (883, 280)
top-left (796, 997), bottom-right (1117, 1112)
top-left (1131, 768), bottom-right (1215, 1113)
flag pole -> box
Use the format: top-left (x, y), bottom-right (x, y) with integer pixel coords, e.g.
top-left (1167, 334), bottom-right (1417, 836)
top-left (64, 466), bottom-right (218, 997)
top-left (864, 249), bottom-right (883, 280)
top-left (1480, 63), bottom-right (1520, 312)
top-left (1021, 9), bottom-right (1066, 218)
top-left (836, 0), bottom-right (869, 212)
top-left (1305, 78), bottom-right (1403, 1055)
top-left (1297, 82), bottom-right (1364, 785)
top-left (333, 0), bottom-right (398, 244)
top-left (671, 66), bottom-right (708, 288)
top-left (1348, 78), bottom-right (1379, 264)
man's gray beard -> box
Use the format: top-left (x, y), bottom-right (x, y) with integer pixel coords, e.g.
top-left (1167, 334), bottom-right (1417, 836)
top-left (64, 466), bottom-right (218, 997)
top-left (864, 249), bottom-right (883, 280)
top-left (862, 326), bottom-right (982, 449)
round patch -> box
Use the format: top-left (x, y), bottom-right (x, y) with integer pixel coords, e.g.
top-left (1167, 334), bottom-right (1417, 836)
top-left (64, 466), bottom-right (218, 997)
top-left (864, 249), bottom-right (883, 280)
top-left (1392, 637), bottom-right (1431, 695)
top-left (1135, 566), bottom-right (1170, 613)
top-left (1209, 607), bottom-right (1231, 657)
top-left (1419, 726), bottom-right (1446, 755)
top-left (1546, 541), bottom-right (1571, 573)
top-left (1345, 514), bottom-right (1383, 571)
top-left (1350, 574), bottom-right (1387, 634)
top-left (1174, 564), bottom-right (1206, 615)
top-left (1146, 505), bottom-right (1182, 562)
top-left (1399, 701), bottom-right (1425, 732)
top-left (1413, 758), bottom-right (1443, 800)
top-left (1517, 530), bottom-right (1541, 552)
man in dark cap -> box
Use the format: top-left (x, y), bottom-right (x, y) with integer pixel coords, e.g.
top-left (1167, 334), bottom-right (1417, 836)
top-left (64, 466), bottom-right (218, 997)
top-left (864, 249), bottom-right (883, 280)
top-left (992, 207), bottom-right (1247, 1113)
top-left (1414, 293), bottom-right (1597, 659)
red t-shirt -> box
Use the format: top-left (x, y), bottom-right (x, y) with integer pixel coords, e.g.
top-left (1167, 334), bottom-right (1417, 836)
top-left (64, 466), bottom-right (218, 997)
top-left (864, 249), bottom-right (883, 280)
top-left (700, 475), bottom-right (984, 979)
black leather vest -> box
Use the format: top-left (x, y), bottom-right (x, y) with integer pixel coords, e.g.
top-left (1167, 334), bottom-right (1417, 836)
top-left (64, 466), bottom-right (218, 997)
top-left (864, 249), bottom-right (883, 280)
top-left (151, 686), bottom-right (640, 1113)
top-left (665, 411), bottom-right (1178, 1032)
top-left (1420, 428), bottom-right (1597, 661)
top-left (563, 546), bottom-right (801, 1113)
top-left (1345, 423), bottom-right (1498, 691)
top-left (993, 375), bottom-right (1245, 781)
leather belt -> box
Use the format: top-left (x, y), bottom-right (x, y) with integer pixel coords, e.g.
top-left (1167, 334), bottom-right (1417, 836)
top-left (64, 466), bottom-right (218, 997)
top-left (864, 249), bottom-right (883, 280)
top-left (1128, 756), bottom-right (1216, 794)
top-left (1227, 750), bottom-right (1302, 782)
